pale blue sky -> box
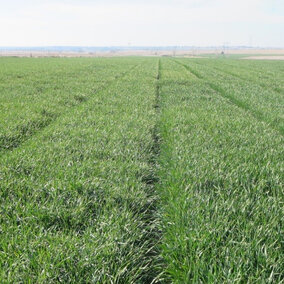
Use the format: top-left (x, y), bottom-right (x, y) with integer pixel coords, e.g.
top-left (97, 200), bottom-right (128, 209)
top-left (0, 0), bottom-right (283, 47)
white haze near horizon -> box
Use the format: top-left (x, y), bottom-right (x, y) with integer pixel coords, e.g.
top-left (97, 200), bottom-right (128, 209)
top-left (0, 0), bottom-right (283, 47)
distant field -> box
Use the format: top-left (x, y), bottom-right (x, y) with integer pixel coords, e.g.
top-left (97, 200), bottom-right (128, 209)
top-left (242, 55), bottom-right (284, 60)
top-left (0, 57), bottom-right (283, 283)
top-left (0, 48), bottom-right (284, 58)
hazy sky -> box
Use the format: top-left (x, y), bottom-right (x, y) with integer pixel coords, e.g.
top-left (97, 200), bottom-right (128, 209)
top-left (0, 0), bottom-right (283, 47)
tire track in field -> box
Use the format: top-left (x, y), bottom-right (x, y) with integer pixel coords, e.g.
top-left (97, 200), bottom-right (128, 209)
top-left (139, 58), bottom-right (164, 283)
top-left (172, 59), bottom-right (284, 136)
top-left (0, 64), bottom-right (141, 155)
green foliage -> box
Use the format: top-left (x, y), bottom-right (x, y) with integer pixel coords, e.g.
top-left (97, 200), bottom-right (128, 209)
top-left (0, 57), bottom-right (160, 283)
top-left (158, 58), bottom-right (284, 283)
top-left (0, 57), bottom-right (283, 283)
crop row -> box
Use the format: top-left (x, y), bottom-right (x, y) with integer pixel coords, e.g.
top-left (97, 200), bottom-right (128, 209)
top-left (158, 58), bottom-right (283, 282)
top-left (174, 58), bottom-right (284, 134)
top-left (0, 58), bottom-right (160, 282)
top-left (192, 57), bottom-right (284, 93)
top-left (0, 57), bottom-right (140, 151)
top-left (0, 57), bottom-right (283, 283)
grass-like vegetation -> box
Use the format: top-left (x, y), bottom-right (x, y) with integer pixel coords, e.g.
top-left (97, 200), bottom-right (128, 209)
top-left (0, 56), bottom-right (283, 283)
top-left (175, 58), bottom-right (284, 134)
top-left (0, 57), bottom-right (138, 151)
top-left (0, 58), bottom-right (159, 282)
top-left (158, 59), bottom-right (283, 282)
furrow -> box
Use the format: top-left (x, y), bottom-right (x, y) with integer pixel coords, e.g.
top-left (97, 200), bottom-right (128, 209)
top-left (140, 58), bottom-right (164, 283)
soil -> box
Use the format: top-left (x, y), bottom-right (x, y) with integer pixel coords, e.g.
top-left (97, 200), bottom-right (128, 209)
top-left (241, 56), bottom-right (284, 60)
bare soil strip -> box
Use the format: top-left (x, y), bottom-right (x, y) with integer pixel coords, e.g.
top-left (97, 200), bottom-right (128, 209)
top-left (242, 56), bottom-right (284, 60)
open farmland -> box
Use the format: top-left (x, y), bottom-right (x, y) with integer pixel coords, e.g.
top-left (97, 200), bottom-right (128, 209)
top-left (0, 57), bottom-right (283, 283)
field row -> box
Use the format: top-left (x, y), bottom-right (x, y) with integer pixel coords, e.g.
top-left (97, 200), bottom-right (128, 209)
top-left (159, 59), bottom-right (283, 282)
top-left (0, 58), bottom-right (140, 151)
top-left (0, 57), bottom-right (283, 283)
